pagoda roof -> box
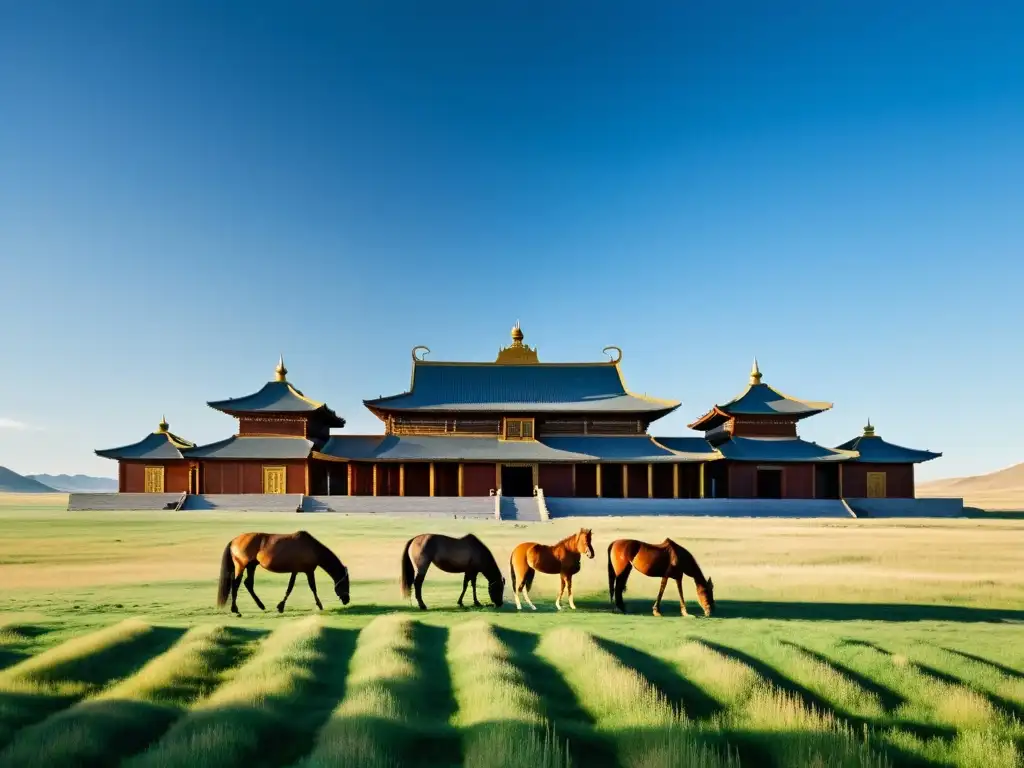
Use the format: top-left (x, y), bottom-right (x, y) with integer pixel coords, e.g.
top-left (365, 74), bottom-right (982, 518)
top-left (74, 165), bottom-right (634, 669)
top-left (316, 434), bottom-right (712, 463)
top-left (207, 357), bottom-right (345, 427)
top-left (835, 421), bottom-right (941, 464)
top-left (96, 418), bottom-right (194, 461)
top-left (653, 436), bottom-right (723, 460)
top-left (715, 436), bottom-right (856, 463)
top-left (364, 326), bottom-right (678, 418)
top-left (689, 359), bottom-right (832, 431)
top-left (184, 435), bottom-right (314, 460)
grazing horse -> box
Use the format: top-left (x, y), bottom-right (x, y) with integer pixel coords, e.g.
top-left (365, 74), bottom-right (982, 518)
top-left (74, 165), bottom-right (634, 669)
top-left (216, 530), bottom-right (350, 616)
top-left (509, 528), bottom-right (594, 611)
top-left (607, 538), bottom-right (715, 617)
top-left (399, 533), bottom-right (505, 610)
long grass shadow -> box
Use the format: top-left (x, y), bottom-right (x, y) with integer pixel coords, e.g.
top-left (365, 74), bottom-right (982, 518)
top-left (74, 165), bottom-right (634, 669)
top-left (493, 627), bottom-right (616, 767)
top-left (403, 623), bottom-right (460, 766)
top-left (779, 640), bottom-right (906, 713)
top-left (717, 600), bottom-right (1024, 623)
top-left (0, 650), bottom-right (26, 673)
top-left (594, 636), bottom-right (724, 722)
top-left (913, 660), bottom-right (1024, 720)
top-left (940, 647), bottom-right (1024, 680)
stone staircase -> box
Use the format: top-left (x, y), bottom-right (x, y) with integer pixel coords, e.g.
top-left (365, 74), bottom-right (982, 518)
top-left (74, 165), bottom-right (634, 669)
top-left (181, 494), bottom-right (304, 512)
top-left (67, 493), bottom-right (183, 511)
top-left (498, 496), bottom-right (543, 522)
top-left (303, 496), bottom-right (494, 519)
top-left (544, 497), bottom-right (855, 519)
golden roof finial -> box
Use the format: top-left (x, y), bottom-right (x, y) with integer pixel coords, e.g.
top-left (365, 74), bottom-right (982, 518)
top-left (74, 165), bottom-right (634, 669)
top-left (750, 357), bottom-right (763, 385)
top-left (275, 354), bottom-right (288, 382)
top-left (496, 322), bottom-right (539, 364)
top-left (863, 419), bottom-right (876, 437)
top-left (157, 415), bottom-right (169, 434)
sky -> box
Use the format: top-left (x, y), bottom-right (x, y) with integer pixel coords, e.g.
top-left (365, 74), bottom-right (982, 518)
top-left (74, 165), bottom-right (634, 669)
top-left (1, 1), bottom-right (1022, 481)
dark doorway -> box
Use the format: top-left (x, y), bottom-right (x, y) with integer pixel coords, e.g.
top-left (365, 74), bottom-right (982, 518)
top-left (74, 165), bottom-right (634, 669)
top-left (756, 468), bottom-right (783, 499)
top-left (501, 465), bottom-right (534, 497)
top-left (601, 463), bottom-right (625, 498)
top-left (815, 464), bottom-right (839, 499)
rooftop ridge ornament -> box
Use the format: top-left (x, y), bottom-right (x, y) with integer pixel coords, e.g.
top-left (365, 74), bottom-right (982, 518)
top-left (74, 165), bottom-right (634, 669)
top-left (275, 355), bottom-right (288, 382)
top-left (603, 346), bottom-right (623, 364)
top-left (412, 345), bottom-right (431, 361)
top-left (750, 358), bottom-right (763, 385)
top-left (156, 415), bottom-right (169, 434)
top-left (863, 419), bottom-right (877, 437)
top-left (495, 322), bottom-right (539, 364)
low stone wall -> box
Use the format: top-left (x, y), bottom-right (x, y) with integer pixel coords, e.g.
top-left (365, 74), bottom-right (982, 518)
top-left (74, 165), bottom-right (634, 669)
top-left (845, 497), bottom-right (964, 518)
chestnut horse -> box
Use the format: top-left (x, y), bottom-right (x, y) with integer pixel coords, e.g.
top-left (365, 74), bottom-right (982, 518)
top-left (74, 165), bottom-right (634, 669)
top-left (607, 538), bottom-right (715, 617)
top-left (399, 533), bottom-right (505, 610)
top-left (509, 528), bottom-right (594, 611)
top-left (216, 530), bottom-right (350, 616)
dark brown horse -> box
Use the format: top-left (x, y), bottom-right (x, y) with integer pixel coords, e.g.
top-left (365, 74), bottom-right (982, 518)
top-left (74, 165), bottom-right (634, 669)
top-left (399, 533), bottom-right (505, 610)
top-left (607, 538), bottom-right (715, 617)
top-left (509, 528), bottom-right (594, 611)
top-left (216, 530), bottom-right (350, 616)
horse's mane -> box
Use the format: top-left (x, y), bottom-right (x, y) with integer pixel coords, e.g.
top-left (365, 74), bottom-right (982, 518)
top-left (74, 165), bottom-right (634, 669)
top-left (465, 534), bottom-right (500, 579)
top-left (307, 534), bottom-right (346, 579)
top-left (555, 531), bottom-right (584, 548)
top-left (667, 539), bottom-right (707, 585)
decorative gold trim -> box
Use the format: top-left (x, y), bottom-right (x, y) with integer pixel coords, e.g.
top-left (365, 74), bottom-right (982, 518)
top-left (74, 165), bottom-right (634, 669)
top-left (699, 463), bottom-right (706, 499)
top-left (144, 465), bottom-right (165, 494)
top-left (867, 471), bottom-right (886, 498)
top-left (262, 465), bottom-right (287, 494)
top-left (501, 416), bottom-right (536, 441)
top-left (495, 322), bottom-right (539, 364)
top-left (647, 463), bottom-right (653, 498)
top-left (275, 355), bottom-right (288, 382)
top-left (622, 464), bottom-right (629, 498)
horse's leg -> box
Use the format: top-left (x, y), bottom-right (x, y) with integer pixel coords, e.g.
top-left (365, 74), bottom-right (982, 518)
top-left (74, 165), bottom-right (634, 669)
top-left (521, 568), bottom-right (537, 611)
top-left (555, 574), bottom-right (566, 611)
top-left (306, 570), bottom-right (324, 610)
top-left (676, 577), bottom-right (690, 617)
top-left (566, 573), bottom-right (577, 610)
top-left (230, 561), bottom-right (245, 616)
top-left (458, 573), bottom-right (470, 608)
top-left (614, 563), bottom-right (632, 614)
top-left (277, 572), bottom-right (297, 613)
top-left (244, 562), bottom-right (265, 611)
top-left (653, 575), bottom-right (669, 617)
top-left (470, 571), bottom-right (482, 607)
top-left (413, 561), bottom-right (429, 610)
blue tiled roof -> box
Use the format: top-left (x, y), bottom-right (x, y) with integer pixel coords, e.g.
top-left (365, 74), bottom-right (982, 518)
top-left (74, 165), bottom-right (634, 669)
top-left (185, 436), bottom-right (314, 460)
top-left (835, 434), bottom-right (941, 464)
top-left (716, 437), bottom-right (855, 463)
top-left (208, 381), bottom-right (345, 426)
top-left (317, 434), bottom-right (713, 463)
top-left (653, 436), bottom-right (722, 459)
top-left (96, 431), bottom-right (194, 461)
top-left (364, 362), bottom-right (679, 415)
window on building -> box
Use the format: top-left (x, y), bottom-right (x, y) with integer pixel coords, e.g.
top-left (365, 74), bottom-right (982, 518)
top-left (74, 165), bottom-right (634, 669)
top-left (503, 418), bottom-right (535, 441)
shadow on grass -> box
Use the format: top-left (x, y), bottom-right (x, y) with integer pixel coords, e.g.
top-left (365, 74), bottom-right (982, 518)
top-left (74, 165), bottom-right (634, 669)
top-left (594, 636), bottom-right (724, 722)
top-left (0, 650), bottom-right (26, 673)
top-left (128, 626), bottom-right (359, 768)
top-left (778, 640), bottom-right (906, 713)
top-left (715, 600), bottom-right (1024, 623)
top-left (494, 626), bottom-right (616, 767)
top-left (0, 626), bottom-right (186, 752)
top-left (940, 647), bottom-right (1024, 680)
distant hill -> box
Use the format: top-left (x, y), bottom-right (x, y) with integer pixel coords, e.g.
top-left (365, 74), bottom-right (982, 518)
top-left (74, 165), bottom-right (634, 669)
top-left (919, 461), bottom-right (1024, 510)
top-left (28, 473), bottom-right (118, 492)
top-left (0, 466), bottom-right (58, 493)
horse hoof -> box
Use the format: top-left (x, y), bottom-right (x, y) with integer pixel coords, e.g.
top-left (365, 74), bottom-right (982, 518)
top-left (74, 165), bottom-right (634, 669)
top-left (653, 610), bottom-right (662, 617)
top-left (682, 612), bottom-right (692, 618)
top-left (276, 605), bottom-right (284, 613)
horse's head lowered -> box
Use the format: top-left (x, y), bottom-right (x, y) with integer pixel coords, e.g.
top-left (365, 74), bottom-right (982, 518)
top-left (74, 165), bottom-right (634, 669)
top-left (334, 566), bottom-right (351, 605)
top-left (575, 528), bottom-right (595, 559)
top-left (695, 577), bottom-right (715, 617)
top-left (488, 575), bottom-right (506, 607)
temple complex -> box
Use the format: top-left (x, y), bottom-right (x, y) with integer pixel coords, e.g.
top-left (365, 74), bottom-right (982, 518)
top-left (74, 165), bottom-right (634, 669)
top-left (95, 326), bottom-right (941, 502)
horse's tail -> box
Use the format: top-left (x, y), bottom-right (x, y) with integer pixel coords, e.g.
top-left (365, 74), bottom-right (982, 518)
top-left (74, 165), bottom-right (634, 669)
top-left (607, 542), bottom-right (616, 604)
top-left (399, 537), bottom-right (416, 598)
top-left (509, 553), bottom-right (517, 594)
top-left (216, 543), bottom-right (234, 607)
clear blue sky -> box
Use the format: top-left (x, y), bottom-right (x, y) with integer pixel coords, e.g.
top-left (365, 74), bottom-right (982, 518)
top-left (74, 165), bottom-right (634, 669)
top-left (1, 1), bottom-right (1022, 480)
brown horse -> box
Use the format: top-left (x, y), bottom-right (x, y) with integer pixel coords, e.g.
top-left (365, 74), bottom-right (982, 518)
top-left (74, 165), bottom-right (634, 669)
top-left (607, 538), bottom-right (714, 617)
top-left (216, 530), bottom-right (350, 616)
top-left (399, 533), bottom-right (505, 610)
top-left (509, 528), bottom-right (594, 611)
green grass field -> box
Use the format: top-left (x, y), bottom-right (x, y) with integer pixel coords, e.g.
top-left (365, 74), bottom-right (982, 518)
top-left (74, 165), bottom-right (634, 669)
top-left (0, 503), bottom-right (1022, 767)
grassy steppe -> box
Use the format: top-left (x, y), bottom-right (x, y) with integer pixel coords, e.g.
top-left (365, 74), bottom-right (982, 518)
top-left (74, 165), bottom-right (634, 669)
top-left (0, 503), bottom-right (1022, 767)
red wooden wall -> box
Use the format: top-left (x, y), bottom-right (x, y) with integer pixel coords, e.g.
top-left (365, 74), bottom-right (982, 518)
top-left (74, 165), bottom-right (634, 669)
top-left (843, 464), bottom-right (915, 498)
top-left (119, 461), bottom-right (190, 493)
top-left (538, 464), bottom-right (574, 497)
top-left (462, 463), bottom-right (495, 496)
